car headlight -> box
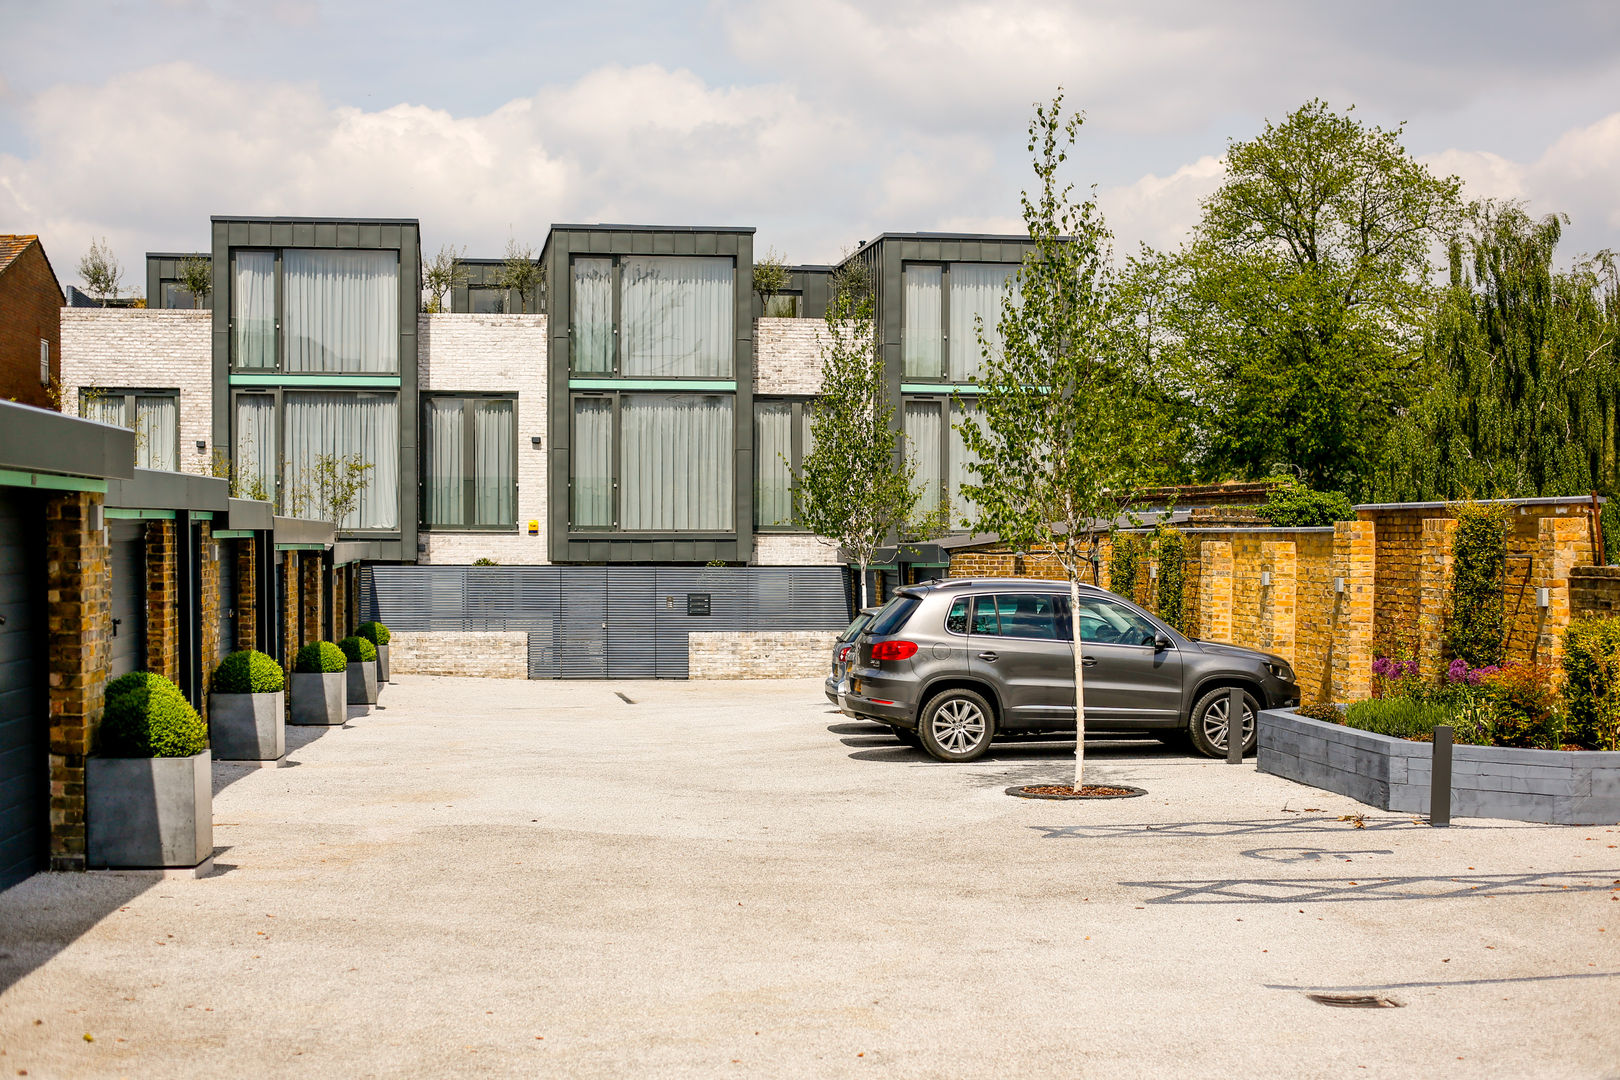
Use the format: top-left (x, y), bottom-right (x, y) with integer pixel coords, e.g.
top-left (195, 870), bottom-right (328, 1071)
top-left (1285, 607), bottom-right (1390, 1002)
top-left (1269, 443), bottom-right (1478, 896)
top-left (1265, 662), bottom-right (1295, 682)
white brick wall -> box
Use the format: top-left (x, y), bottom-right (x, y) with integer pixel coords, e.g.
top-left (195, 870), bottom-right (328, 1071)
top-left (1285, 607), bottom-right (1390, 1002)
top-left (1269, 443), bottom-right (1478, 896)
top-left (754, 317), bottom-right (826, 395)
top-left (390, 630), bottom-right (528, 678)
top-left (753, 533), bottom-right (842, 566)
top-left (417, 313), bottom-right (549, 565)
top-left (60, 309), bottom-right (213, 475)
top-left (688, 630), bottom-right (839, 678)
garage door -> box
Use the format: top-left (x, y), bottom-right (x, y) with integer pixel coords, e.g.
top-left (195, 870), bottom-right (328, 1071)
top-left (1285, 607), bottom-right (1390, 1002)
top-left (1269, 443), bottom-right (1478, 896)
top-left (0, 490), bottom-right (46, 892)
top-left (108, 520), bottom-right (145, 678)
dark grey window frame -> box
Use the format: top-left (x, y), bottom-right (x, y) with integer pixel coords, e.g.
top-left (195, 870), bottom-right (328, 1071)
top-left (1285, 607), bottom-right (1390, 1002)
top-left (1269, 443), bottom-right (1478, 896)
top-left (567, 253), bottom-right (739, 379)
top-left (753, 396), bottom-right (813, 532)
top-left (419, 392), bottom-right (520, 533)
top-left (902, 393), bottom-right (982, 527)
top-left (80, 387), bottom-right (181, 470)
top-left (228, 247), bottom-right (403, 376)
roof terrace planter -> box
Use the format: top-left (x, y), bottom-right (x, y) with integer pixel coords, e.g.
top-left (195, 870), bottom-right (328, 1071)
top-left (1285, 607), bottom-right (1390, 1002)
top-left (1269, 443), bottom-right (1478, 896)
top-left (1257, 707), bottom-right (1620, 825)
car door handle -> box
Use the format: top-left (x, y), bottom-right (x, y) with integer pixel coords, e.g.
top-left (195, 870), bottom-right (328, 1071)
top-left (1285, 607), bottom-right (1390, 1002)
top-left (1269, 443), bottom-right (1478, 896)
top-left (1081, 655), bottom-right (1098, 668)
top-left (977, 651), bottom-right (999, 662)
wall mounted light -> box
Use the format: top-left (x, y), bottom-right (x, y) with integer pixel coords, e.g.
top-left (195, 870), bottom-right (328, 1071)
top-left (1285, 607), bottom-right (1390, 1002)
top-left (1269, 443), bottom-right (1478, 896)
top-left (195, 440), bottom-right (207, 453)
top-left (87, 502), bottom-right (104, 532)
top-left (531, 435), bottom-right (543, 448)
top-left (1536, 587), bottom-right (1550, 609)
top-left (1334, 576), bottom-right (1346, 594)
top-left (1261, 571), bottom-right (1273, 588)
top-left (1148, 565), bottom-right (1158, 581)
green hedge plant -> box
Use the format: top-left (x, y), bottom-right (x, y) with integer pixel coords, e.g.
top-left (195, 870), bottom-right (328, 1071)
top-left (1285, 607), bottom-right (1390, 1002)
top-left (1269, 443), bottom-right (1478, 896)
top-left (355, 621), bottom-right (391, 646)
top-left (1446, 501), bottom-right (1509, 667)
top-left (338, 636), bottom-right (378, 664)
top-left (99, 672), bottom-right (208, 758)
top-left (1154, 529), bottom-right (1186, 633)
top-left (1109, 534), bottom-right (1140, 598)
top-left (1563, 618), bottom-right (1620, 751)
top-left (210, 649), bottom-right (285, 695)
top-left (295, 641), bottom-right (349, 675)
top-left (1257, 478), bottom-right (1355, 528)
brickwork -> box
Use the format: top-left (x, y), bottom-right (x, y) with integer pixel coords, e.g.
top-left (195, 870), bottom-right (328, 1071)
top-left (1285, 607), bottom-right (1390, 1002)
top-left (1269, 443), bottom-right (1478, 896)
top-left (143, 519), bottom-right (179, 681)
top-left (332, 562), bottom-right (348, 641)
top-left (235, 537), bottom-right (258, 652)
top-left (389, 631), bottom-right (527, 678)
top-left (1530, 516), bottom-right (1587, 670)
top-left (752, 533), bottom-right (843, 566)
top-left (1417, 518), bottom-right (1457, 679)
top-left (1364, 508), bottom-right (1425, 660)
top-left (1330, 520), bottom-right (1376, 704)
top-left (1259, 542), bottom-right (1296, 667)
top-left (1197, 541), bottom-right (1234, 644)
top-left (689, 630), bottom-right (839, 678)
top-left (59, 309), bottom-right (212, 472)
top-left (417, 313), bottom-right (548, 565)
top-left (281, 551), bottom-right (299, 668)
top-left (44, 492), bottom-right (109, 871)
top-left (754, 317), bottom-right (828, 395)
top-left (1572, 566), bottom-right (1620, 619)
top-left (300, 553), bottom-right (322, 648)
top-left (0, 238), bottom-right (64, 409)
top-left (197, 521), bottom-right (220, 716)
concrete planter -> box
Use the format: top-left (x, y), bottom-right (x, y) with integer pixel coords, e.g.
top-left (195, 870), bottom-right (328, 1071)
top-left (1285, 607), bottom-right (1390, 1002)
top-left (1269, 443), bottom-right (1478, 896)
top-left (375, 643), bottom-right (390, 682)
top-left (1258, 708), bottom-right (1620, 825)
top-left (208, 691), bottom-right (285, 761)
top-left (290, 672), bottom-right (346, 726)
top-left (347, 660), bottom-right (378, 705)
top-left (87, 751), bottom-right (213, 869)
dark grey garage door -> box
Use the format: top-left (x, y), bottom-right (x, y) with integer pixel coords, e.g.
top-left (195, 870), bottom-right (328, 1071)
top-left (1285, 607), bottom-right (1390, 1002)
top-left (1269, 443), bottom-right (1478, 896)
top-left (217, 539), bottom-right (237, 655)
top-left (0, 490), bottom-right (46, 891)
top-left (108, 520), bottom-right (145, 678)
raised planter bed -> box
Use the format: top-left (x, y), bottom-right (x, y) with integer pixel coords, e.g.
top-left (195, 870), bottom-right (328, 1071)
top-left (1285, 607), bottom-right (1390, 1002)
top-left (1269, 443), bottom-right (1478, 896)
top-left (1258, 707), bottom-right (1620, 825)
top-left (87, 751), bottom-right (213, 869)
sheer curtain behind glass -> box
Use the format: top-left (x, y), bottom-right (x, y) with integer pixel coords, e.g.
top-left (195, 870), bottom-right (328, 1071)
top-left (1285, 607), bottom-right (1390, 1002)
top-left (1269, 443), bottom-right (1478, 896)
top-left (473, 400), bottom-right (514, 526)
top-left (424, 399), bottom-right (464, 526)
top-left (572, 399), bottom-right (613, 527)
top-left (905, 400), bottom-right (943, 511)
top-left (80, 394), bottom-right (124, 427)
top-left (283, 250), bottom-right (399, 373)
top-left (135, 396), bottom-right (178, 471)
top-left (620, 257), bottom-right (734, 377)
top-left (233, 252), bottom-right (276, 369)
top-left (282, 392), bottom-right (399, 529)
top-left (949, 264), bottom-right (1019, 381)
top-left (234, 396), bottom-right (275, 501)
top-left (903, 265), bottom-right (943, 378)
top-left (947, 403), bottom-right (984, 523)
top-left (621, 395), bottom-right (733, 530)
top-left (754, 402), bottom-right (793, 527)
top-left (571, 259), bottom-right (613, 373)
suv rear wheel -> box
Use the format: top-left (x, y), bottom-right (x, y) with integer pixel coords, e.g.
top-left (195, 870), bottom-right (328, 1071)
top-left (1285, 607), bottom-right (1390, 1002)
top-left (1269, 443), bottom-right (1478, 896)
top-left (1188, 686), bottom-right (1259, 758)
top-left (918, 688), bottom-right (996, 762)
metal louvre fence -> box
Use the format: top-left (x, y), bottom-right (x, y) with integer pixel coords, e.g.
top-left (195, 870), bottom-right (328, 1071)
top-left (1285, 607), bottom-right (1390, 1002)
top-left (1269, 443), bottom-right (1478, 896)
top-left (360, 564), bottom-right (851, 679)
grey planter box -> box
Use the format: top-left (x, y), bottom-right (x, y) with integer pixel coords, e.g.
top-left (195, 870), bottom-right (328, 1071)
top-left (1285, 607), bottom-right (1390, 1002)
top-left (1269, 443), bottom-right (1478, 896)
top-left (1258, 707), bottom-right (1620, 825)
top-left (290, 672), bottom-right (346, 725)
top-left (347, 660), bottom-right (378, 705)
top-left (209, 691), bottom-right (285, 761)
top-left (87, 751), bottom-right (213, 869)
top-left (375, 643), bottom-right (390, 682)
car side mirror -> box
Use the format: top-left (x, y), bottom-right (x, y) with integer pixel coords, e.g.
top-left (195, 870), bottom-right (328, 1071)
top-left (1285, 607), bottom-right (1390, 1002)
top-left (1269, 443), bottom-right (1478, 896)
top-left (1153, 635), bottom-right (1172, 651)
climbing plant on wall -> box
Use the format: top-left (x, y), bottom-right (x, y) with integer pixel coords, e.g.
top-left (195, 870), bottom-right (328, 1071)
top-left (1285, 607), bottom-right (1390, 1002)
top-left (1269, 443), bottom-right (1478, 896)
top-left (1155, 528), bottom-right (1187, 632)
top-left (1109, 534), bottom-right (1140, 598)
top-left (1446, 501), bottom-right (1509, 667)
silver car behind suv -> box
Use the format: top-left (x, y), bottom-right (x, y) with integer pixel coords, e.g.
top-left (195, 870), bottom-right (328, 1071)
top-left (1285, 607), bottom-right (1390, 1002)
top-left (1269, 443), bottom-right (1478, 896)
top-left (837, 578), bottom-right (1299, 761)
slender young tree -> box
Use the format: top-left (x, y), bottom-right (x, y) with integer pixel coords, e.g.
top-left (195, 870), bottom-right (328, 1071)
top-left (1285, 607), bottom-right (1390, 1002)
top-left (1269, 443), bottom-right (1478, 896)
top-left (79, 237), bottom-right (123, 306)
top-left (422, 243), bottom-right (468, 313)
top-left (495, 238), bottom-right (545, 313)
top-left (177, 257), bottom-right (213, 308)
top-left (958, 93), bottom-right (1167, 788)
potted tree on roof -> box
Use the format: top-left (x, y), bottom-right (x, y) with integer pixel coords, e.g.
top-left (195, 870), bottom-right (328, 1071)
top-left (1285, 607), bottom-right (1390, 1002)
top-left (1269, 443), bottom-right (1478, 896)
top-left (357, 621), bottom-right (392, 683)
top-left (88, 672), bottom-right (212, 871)
top-left (208, 649), bottom-right (285, 764)
top-left (290, 642), bottom-right (349, 726)
top-left (340, 635), bottom-right (379, 707)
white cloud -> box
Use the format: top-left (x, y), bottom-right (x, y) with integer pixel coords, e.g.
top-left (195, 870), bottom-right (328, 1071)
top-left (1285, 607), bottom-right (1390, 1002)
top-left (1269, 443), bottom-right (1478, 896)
top-left (1099, 155), bottom-right (1224, 255)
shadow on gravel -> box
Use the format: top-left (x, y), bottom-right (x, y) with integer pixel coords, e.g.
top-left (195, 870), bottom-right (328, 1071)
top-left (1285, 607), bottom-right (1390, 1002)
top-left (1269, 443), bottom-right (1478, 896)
top-left (0, 872), bottom-right (153, 995)
top-left (1121, 868), bottom-right (1620, 905)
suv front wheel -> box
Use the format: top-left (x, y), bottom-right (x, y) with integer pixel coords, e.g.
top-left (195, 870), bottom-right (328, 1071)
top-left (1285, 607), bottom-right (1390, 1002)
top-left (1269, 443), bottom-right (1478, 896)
top-left (1188, 686), bottom-right (1259, 758)
top-left (919, 688), bottom-right (996, 762)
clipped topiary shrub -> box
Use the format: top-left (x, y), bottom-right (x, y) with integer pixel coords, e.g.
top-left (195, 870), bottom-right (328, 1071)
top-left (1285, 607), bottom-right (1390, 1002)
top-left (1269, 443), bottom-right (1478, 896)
top-left (1446, 501), bottom-right (1509, 668)
top-left (295, 641), bottom-right (349, 675)
top-left (1563, 618), bottom-right (1620, 751)
top-left (355, 621), bottom-right (391, 646)
top-left (1257, 478), bottom-right (1355, 528)
top-left (339, 636), bottom-right (378, 664)
top-left (210, 649), bottom-right (285, 695)
top-left (99, 672), bottom-right (207, 758)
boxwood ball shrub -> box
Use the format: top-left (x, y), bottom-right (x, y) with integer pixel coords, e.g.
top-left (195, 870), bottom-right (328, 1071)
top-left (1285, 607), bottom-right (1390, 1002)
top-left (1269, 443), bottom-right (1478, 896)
top-left (99, 672), bottom-right (208, 758)
top-left (339, 635), bottom-right (378, 664)
top-left (356, 621), bottom-right (391, 646)
top-left (210, 649), bottom-right (285, 695)
top-left (295, 641), bottom-right (350, 675)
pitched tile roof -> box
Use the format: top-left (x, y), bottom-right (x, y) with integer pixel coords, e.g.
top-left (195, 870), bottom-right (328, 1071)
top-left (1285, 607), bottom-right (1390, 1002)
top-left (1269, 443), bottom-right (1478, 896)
top-left (0, 234), bottom-right (39, 274)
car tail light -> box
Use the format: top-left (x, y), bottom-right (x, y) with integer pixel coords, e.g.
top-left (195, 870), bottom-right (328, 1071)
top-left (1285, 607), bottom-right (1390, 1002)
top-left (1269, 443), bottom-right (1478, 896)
top-left (870, 640), bottom-right (919, 661)
top-left (838, 645), bottom-right (853, 663)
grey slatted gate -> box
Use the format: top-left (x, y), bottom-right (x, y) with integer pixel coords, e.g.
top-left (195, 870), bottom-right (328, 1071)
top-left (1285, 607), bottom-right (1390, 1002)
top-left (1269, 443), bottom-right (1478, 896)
top-left (0, 491), bottom-right (45, 891)
top-left (366, 565), bottom-right (849, 680)
top-left (108, 520), bottom-right (145, 678)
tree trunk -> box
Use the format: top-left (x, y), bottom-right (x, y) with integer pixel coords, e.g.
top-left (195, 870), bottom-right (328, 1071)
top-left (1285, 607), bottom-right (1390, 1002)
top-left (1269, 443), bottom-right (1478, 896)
top-left (1071, 575), bottom-right (1086, 789)
top-left (858, 560), bottom-right (869, 609)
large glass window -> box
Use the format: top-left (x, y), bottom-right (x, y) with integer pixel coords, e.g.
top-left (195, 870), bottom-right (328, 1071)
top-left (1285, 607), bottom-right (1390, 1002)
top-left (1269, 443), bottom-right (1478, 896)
top-left (234, 394), bottom-right (276, 501)
top-left (903, 264), bottom-right (943, 378)
top-left (571, 398), bottom-right (614, 527)
top-left (754, 400), bottom-right (814, 529)
top-left (232, 251), bottom-right (276, 369)
top-left (283, 250), bottom-right (399, 373)
top-left (80, 389), bottom-right (180, 472)
top-left (570, 393), bottom-right (735, 532)
top-left (281, 391), bottom-right (399, 529)
top-left (949, 263), bottom-right (1018, 381)
top-left (422, 396), bottom-right (516, 529)
top-left (571, 258), bottom-right (613, 374)
top-left (904, 397), bottom-right (983, 525)
top-left (159, 280), bottom-right (198, 309)
top-left (620, 257), bottom-right (734, 378)
top-left (467, 286), bottom-right (510, 314)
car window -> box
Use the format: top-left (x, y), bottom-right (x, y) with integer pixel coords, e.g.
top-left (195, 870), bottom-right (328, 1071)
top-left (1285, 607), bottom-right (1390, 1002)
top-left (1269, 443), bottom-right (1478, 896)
top-left (839, 612), bottom-right (874, 643)
top-left (1058, 595), bottom-right (1160, 646)
top-left (969, 596), bottom-right (1000, 635)
top-left (945, 596), bottom-right (969, 634)
top-left (867, 594), bottom-right (921, 637)
top-left (971, 594), bottom-right (1060, 639)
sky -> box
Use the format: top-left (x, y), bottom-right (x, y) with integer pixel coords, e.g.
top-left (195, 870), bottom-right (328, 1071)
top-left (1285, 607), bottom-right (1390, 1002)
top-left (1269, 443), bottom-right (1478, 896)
top-left (4, 0), bottom-right (1620, 293)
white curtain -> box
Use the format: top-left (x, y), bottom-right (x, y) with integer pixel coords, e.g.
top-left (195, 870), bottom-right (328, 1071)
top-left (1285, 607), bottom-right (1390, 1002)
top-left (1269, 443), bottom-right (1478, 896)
top-left (572, 398), bottom-right (614, 528)
top-left (621, 395), bottom-right (733, 530)
top-left (281, 392), bottom-right (399, 529)
top-left (283, 250), bottom-right (399, 373)
top-left (474, 400), bottom-right (514, 526)
top-left (81, 394), bottom-right (124, 427)
top-left (135, 396), bottom-right (178, 471)
top-left (234, 395), bottom-right (276, 502)
top-left (948, 263), bottom-right (1019, 381)
top-left (948, 403), bottom-right (984, 521)
top-left (620, 257), bottom-right (734, 378)
top-left (571, 259), bottom-right (613, 373)
top-left (424, 399), bottom-right (464, 526)
top-left (754, 402), bottom-right (793, 528)
top-left (903, 264), bottom-right (943, 378)
top-left (905, 399), bottom-right (943, 511)
top-left (233, 252), bottom-right (276, 369)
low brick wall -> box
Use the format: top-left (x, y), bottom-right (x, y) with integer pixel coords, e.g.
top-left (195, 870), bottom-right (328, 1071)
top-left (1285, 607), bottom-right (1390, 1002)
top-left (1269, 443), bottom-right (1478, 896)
top-left (1259, 708), bottom-right (1620, 825)
top-left (688, 631), bottom-right (838, 679)
top-left (1572, 566), bottom-right (1620, 620)
top-left (388, 631), bottom-right (527, 679)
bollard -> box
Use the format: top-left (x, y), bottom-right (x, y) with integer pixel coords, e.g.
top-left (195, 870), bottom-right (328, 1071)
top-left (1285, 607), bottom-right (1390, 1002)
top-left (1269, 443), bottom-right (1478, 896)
top-left (1227, 687), bottom-right (1245, 764)
top-left (1431, 725), bottom-right (1453, 827)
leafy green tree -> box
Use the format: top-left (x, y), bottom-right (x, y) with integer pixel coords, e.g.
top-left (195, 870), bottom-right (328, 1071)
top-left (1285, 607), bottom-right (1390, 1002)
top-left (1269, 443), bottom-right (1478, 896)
top-left (753, 247), bottom-right (792, 315)
top-left (78, 237), bottom-right (124, 306)
top-left (958, 93), bottom-right (1168, 787)
top-left (422, 243), bottom-right (468, 313)
top-left (177, 257), bottom-right (213, 308)
top-left (495, 238), bottom-right (544, 313)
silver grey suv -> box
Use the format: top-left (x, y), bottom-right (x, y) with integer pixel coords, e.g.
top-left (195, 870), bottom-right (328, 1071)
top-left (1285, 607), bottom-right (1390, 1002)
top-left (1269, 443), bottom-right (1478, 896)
top-left (836, 578), bottom-right (1299, 761)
